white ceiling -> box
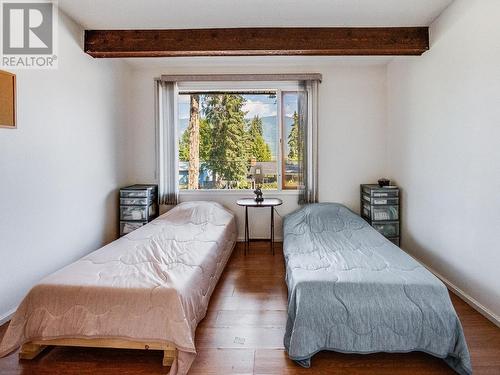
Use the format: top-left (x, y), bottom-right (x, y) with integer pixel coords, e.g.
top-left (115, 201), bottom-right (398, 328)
top-left (58, 0), bottom-right (453, 30)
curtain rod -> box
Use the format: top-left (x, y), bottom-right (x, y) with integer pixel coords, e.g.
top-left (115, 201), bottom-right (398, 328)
top-left (159, 73), bottom-right (322, 83)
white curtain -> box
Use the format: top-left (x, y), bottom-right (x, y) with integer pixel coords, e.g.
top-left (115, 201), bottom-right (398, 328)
top-left (298, 79), bottom-right (320, 204)
top-left (156, 80), bottom-right (179, 205)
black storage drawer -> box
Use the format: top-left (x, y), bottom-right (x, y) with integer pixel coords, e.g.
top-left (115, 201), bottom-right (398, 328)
top-left (120, 197), bottom-right (150, 205)
top-left (363, 203), bottom-right (399, 221)
top-left (372, 221), bottom-right (400, 237)
top-left (120, 184), bottom-right (158, 202)
top-left (120, 190), bottom-right (149, 198)
top-left (362, 194), bottom-right (399, 206)
top-left (120, 221), bottom-right (147, 236)
top-left (362, 185), bottom-right (399, 198)
top-left (361, 183), bottom-right (401, 246)
top-left (119, 184), bottom-right (159, 236)
top-left (120, 204), bottom-right (157, 221)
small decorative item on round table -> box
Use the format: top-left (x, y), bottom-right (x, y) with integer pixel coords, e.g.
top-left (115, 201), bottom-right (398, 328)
top-left (254, 186), bottom-right (264, 202)
top-left (236, 197), bottom-right (283, 255)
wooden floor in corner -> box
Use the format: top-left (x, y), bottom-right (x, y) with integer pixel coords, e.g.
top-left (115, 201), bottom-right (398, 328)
top-left (0, 242), bottom-right (499, 374)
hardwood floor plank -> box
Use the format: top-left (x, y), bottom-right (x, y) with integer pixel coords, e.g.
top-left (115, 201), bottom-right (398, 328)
top-left (214, 310), bottom-right (288, 328)
top-left (209, 294), bottom-right (287, 311)
top-left (189, 348), bottom-right (254, 374)
top-left (195, 327), bottom-right (285, 349)
top-left (254, 349), bottom-right (456, 375)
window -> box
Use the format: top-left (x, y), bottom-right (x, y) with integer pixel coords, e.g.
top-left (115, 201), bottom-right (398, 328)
top-left (177, 86), bottom-right (302, 191)
top-left (282, 92), bottom-right (301, 190)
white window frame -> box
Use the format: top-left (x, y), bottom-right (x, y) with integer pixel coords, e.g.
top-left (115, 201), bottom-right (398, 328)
top-left (176, 81), bottom-right (302, 194)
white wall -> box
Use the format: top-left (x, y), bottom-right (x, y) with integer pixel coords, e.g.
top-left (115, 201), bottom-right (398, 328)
top-left (0, 12), bottom-right (132, 321)
top-left (126, 58), bottom-right (388, 240)
top-left (386, 0), bottom-right (500, 319)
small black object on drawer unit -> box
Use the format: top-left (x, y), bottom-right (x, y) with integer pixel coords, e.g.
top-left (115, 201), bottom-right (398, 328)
top-left (377, 178), bottom-right (391, 187)
top-left (360, 184), bottom-right (400, 246)
top-left (119, 184), bottom-right (159, 236)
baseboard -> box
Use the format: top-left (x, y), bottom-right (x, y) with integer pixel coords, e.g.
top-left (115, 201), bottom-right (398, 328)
top-left (0, 308), bottom-right (16, 326)
top-left (413, 257), bottom-right (500, 328)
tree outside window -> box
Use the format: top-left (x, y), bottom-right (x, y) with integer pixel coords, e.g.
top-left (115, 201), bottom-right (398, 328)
top-left (178, 91), bottom-right (301, 190)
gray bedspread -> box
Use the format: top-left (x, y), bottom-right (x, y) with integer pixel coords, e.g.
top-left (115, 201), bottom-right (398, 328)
top-left (283, 203), bottom-right (472, 375)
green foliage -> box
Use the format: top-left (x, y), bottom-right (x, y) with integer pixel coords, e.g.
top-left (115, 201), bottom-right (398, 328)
top-left (247, 115), bottom-right (272, 162)
top-left (179, 129), bottom-right (189, 161)
top-left (287, 111), bottom-right (300, 161)
top-left (179, 94), bottom-right (283, 189)
top-left (179, 119), bottom-right (211, 162)
top-left (203, 94), bottom-right (249, 188)
top-left (260, 181), bottom-right (278, 190)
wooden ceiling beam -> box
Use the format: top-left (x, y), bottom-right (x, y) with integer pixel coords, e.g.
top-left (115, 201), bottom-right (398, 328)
top-left (84, 27), bottom-right (429, 58)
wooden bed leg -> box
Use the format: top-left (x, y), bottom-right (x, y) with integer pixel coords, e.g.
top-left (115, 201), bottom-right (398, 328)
top-left (162, 348), bottom-right (176, 367)
top-left (19, 343), bottom-right (48, 360)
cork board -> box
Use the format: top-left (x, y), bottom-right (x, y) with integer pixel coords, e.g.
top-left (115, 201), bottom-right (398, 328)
top-left (0, 70), bottom-right (16, 128)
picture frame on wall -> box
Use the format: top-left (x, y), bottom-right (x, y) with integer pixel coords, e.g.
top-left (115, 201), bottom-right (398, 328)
top-left (0, 70), bottom-right (16, 129)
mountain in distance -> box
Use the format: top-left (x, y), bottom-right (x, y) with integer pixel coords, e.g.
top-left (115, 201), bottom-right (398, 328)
top-left (178, 115), bottom-right (294, 159)
top-left (260, 116), bottom-right (294, 159)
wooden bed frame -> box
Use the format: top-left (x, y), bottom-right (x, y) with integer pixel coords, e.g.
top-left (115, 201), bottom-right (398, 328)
top-left (19, 338), bottom-right (177, 366)
top-left (15, 230), bottom-right (237, 368)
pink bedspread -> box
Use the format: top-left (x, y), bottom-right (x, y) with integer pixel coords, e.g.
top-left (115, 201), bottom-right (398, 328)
top-left (0, 201), bottom-right (236, 374)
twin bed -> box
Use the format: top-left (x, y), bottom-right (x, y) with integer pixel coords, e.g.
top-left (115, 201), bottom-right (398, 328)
top-left (283, 203), bottom-right (472, 375)
top-left (0, 201), bottom-right (472, 374)
top-left (0, 201), bottom-right (236, 375)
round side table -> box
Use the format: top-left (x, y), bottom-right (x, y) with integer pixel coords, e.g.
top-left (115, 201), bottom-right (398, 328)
top-left (236, 198), bottom-right (283, 255)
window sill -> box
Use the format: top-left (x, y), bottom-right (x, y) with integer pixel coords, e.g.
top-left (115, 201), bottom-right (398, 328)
top-left (179, 189), bottom-right (300, 196)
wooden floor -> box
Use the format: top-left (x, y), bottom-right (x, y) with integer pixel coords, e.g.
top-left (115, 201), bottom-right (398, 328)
top-left (0, 242), bottom-right (499, 374)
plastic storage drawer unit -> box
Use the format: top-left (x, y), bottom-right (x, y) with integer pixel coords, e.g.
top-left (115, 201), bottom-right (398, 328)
top-left (119, 184), bottom-right (159, 236)
top-left (361, 183), bottom-right (401, 247)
